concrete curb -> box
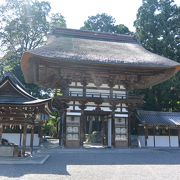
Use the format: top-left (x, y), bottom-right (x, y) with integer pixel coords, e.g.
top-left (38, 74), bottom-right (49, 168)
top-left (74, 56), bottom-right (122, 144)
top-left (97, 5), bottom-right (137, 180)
top-left (38, 147), bottom-right (180, 154)
top-left (0, 155), bottom-right (50, 165)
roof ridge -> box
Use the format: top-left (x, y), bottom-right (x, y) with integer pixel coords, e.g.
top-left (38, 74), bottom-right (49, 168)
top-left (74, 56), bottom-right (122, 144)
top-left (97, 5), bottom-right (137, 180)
top-left (0, 73), bottom-right (37, 100)
top-left (137, 110), bottom-right (180, 114)
top-left (50, 28), bottom-right (137, 44)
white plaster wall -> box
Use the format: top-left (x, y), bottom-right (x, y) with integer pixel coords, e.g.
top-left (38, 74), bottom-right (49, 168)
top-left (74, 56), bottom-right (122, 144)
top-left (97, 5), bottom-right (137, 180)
top-left (155, 136), bottom-right (169, 147)
top-left (147, 136), bottom-right (154, 147)
top-left (2, 133), bottom-right (40, 146)
top-left (138, 135), bottom-right (179, 147)
top-left (170, 136), bottom-right (179, 147)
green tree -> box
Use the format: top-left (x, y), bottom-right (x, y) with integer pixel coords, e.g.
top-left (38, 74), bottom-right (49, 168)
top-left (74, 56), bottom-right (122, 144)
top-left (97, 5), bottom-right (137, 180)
top-left (81, 13), bottom-right (130, 34)
top-left (134, 0), bottom-right (180, 111)
top-left (0, 0), bottom-right (66, 97)
top-left (0, 0), bottom-right (51, 55)
top-left (50, 13), bottom-right (66, 29)
top-left (114, 24), bottom-right (130, 34)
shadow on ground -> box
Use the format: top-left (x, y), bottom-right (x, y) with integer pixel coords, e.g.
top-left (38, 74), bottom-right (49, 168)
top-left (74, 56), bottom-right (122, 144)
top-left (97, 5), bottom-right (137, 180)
top-left (0, 148), bottom-right (180, 178)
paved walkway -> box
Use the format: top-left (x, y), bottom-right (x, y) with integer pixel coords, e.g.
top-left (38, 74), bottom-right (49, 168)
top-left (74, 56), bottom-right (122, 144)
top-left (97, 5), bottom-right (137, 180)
top-left (1, 140), bottom-right (180, 179)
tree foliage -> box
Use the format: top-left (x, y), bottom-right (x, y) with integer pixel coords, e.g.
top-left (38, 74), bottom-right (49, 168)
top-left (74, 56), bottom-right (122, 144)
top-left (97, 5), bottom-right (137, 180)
top-left (81, 13), bottom-right (130, 34)
top-left (50, 13), bottom-right (66, 29)
top-left (134, 0), bottom-right (180, 111)
top-left (0, 0), bottom-right (66, 97)
top-left (0, 0), bottom-right (51, 55)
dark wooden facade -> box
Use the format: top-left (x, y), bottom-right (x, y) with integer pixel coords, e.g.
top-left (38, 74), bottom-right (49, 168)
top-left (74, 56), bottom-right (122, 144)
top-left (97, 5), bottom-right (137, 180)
top-left (0, 74), bottom-right (52, 155)
top-left (21, 28), bottom-right (180, 148)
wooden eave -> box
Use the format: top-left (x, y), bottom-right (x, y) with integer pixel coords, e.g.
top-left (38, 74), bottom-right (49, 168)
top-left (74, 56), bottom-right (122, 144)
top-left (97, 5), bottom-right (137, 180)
top-left (21, 54), bottom-right (179, 90)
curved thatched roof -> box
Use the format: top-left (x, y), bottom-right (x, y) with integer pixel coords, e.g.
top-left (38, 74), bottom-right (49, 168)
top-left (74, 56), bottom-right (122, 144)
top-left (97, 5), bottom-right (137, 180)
top-left (22, 28), bottom-right (180, 70)
top-left (21, 28), bottom-right (180, 89)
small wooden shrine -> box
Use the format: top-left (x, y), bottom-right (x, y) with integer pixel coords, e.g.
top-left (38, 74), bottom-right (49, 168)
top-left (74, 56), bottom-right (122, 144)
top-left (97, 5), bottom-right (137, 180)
top-left (21, 28), bottom-right (180, 148)
top-left (137, 110), bottom-right (180, 147)
top-left (0, 73), bottom-right (52, 156)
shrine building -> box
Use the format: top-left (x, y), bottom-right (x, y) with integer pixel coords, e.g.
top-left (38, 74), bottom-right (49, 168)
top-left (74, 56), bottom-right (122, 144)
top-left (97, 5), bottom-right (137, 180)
top-left (21, 28), bottom-right (180, 148)
top-left (0, 73), bottom-right (52, 156)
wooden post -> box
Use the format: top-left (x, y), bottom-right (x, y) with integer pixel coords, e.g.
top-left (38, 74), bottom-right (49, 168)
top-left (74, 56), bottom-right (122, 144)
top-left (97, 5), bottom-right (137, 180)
top-left (145, 126), bottom-right (148, 147)
top-left (110, 106), bottom-right (116, 147)
top-left (60, 110), bottom-right (65, 147)
top-left (101, 115), bottom-right (105, 146)
top-left (108, 116), bottom-right (112, 147)
top-left (38, 122), bottom-right (43, 144)
top-left (0, 124), bottom-right (3, 144)
top-left (80, 110), bottom-right (85, 147)
top-left (79, 103), bottom-right (86, 147)
top-left (178, 128), bottom-right (180, 147)
top-left (168, 127), bottom-right (171, 147)
top-left (82, 80), bottom-right (87, 97)
top-left (22, 124), bottom-right (27, 156)
top-left (30, 125), bottom-right (34, 155)
top-left (19, 126), bottom-right (22, 147)
top-left (153, 126), bottom-right (156, 147)
top-left (63, 110), bottom-right (67, 147)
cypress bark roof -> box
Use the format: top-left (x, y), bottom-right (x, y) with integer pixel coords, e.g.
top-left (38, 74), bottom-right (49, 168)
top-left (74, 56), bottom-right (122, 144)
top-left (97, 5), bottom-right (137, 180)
top-left (137, 110), bottom-right (180, 127)
top-left (0, 73), bottom-right (52, 107)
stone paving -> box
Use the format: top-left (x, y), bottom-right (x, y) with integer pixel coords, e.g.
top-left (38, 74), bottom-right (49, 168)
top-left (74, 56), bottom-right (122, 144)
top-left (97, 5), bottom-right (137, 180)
top-left (0, 140), bottom-right (180, 180)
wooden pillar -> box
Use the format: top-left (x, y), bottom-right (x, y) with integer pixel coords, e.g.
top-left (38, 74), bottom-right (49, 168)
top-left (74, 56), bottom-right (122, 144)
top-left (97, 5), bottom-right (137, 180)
top-left (0, 124), bottom-right (3, 139)
top-left (59, 109), bottom-right (66, 147)
top-left (56, 100), bottom-right (68, 147)
top-left (19, 125), bottom-right (22, 147)
top-left (38, 122), bottom-right (43, 144)
top-left (101, 115), bottom-right (105, 145)
top-left (168, 127), bottom-right (171, 147)
top-left (0, 124), bottom-right (3, 144)
top-left (178, 128), bottom-right (180, 147)
top-left (63, 110), bottom-right (67, 147)
top-left (127, 103), bottom-right (138, 147)
top-left (22, 124), bottom-right (27, 156)
top-left (79, 103), bottom-right (86, 147)
top-left (128, 112), bottom-right (132, 147)
top-left (153, 126), bottom-right (156, 147)
top-left (145, 126), bottom-right (148, 147)
top-left (110, 104), bottom-right (116, 147)
top-left (108, 116), bottom-right (112, 147)
top-left (30, 125), bottom-right (34, 155)
top-left (82, 80), bottom-right (87, 97)
top-left (61, 79), bottom-right (70, 96)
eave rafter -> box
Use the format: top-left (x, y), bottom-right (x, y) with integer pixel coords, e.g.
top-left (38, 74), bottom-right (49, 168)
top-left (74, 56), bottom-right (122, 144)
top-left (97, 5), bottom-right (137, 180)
top-left (31, 58), bottom-right (176, 90)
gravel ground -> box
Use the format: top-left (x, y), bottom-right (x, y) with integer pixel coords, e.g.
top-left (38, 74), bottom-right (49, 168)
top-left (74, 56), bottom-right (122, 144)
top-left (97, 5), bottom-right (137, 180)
top-left (0, 148), bottom-right (180, 180)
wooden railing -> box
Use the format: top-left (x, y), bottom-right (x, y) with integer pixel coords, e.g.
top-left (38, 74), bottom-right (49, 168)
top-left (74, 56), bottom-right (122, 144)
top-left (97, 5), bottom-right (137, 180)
top-left (68, 91), bottom-right (127, 99)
